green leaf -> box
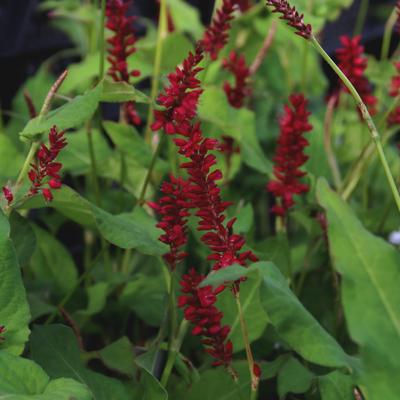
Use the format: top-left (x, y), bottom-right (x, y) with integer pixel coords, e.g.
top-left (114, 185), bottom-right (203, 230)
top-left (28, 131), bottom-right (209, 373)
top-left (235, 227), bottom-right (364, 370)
top-left (0, 350), bottom-right (91, 400)
top-left (317, 178), bottom-right (400, 399)
top-left (9, 212), bottom-right (36, 267)
top-left (100, 79), bottom-right (150, 103)
top-left (120, 274), bottom-right (167, 327)
top-left (0, 136), bottom-right (24, 184)
top-left (167, 0), bottom-right (203, 38)
top-left (0, 212), bottom-right (30, 355)
top-left (277, 357), bottom-right (314, 398)
top-left (216, 266), bottom-right (269, 352)
top-left (30, 225), bottom-right (78, 295)
top-left (98, 337), bottom-right (135, 377)
top-left (103, 121), bottom-right (164, 169)
top-left (198, 86), bottom-right (271, 175)
top-left (19, 186), bottom-right (167, 256)
top-left (199, 264), bottom-right (247, 288)
top-left (256, 262), bottom-right (350, 368)
top-left (318, 371), bottom-right (354, 400)
top-left (20, 82), bottom-right (103, 140)
top-left (132, 368), bottom-right (168, 400)
top-left (30, 324), bottom-right (130, 400)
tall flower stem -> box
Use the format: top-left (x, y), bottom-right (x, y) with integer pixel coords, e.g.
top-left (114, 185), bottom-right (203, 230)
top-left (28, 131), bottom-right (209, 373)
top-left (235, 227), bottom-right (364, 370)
top-left (311, 36), bottom-right (400, 212)
top-left (234, 291), bottom-right (258, 398)
top-left (137, 134), bottom-right (165, 205)
top-left (380, 6), bottom-right (398, 61)
top-left (144, 0), bottom-right (168, 145)
top-left (324, 94), bottom-right (342, 189)
top-left (15, 70), bottom-right (68, 189)
top-left (98, 0), bottom-right (107, 80)
top-left (353, 0), bottom-right (369, 36)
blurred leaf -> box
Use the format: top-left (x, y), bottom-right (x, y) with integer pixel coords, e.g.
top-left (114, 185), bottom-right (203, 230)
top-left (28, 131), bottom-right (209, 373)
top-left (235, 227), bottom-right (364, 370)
top-left (20, 82), bottom-right (103, 140)
top-left (0, 211), bottom-right (30, 355)
top-left (100, 79), bottom-right (150, 103)
top-left (198, 86), bottom-right (271, 174)
top-left (74, 282), bottom-right (109, 323)
top-left (30, 225), bottom-right (78, 295)
top-left (120, 274), bottom-right (167, 327)
top-left (317, 179), bottom-right (400, 399)
top-left (98, 337), bottom-right (135, 377)
top-left (9, 212), bottom-right (36, 267)
top-left (0, 350), bottom-right (91, 400)
top-left (0, 136), bottom-right (24, 185)
top-left (30, 324), bottom-right (130, 400)
top-left (318, 370), bottom-right (354, 400)
top-left (168, 0), bottom-right (204, 38)
top-left (277, 357), bottom-right (314, 398)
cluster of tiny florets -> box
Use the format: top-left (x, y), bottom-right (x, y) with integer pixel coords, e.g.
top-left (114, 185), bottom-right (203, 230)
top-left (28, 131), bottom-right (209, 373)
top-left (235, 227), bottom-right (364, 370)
top-left (267, 94), bottom-right (312, 217)
top-left (266, 0), bottom-right (312, 39)
top-left (336, 35), bottom-right (377, 115)
top-left (28, 126), bottom-right (67, 202)
top-left (106, 0), bottom-right (141, 125)
top-left (222, 51), bottom-right (251, 108)
top-left (387, 62), bottom-right (400, 126)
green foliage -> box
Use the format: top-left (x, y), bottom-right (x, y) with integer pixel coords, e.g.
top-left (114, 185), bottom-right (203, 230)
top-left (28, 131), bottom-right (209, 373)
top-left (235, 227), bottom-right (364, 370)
top-left (318, 179), bottom-right (400, 399)
top-left (0, 350), bottom-right (91, 400)
top-left (0, 212), bottom-right (30, 355)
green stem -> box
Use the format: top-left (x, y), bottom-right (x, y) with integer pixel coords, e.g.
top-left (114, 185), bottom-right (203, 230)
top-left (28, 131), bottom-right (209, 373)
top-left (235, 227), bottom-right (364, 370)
top-left (353, 0), bottom-right (369, 36)
top-left (137, 135), bottom-right (165, 205)
top-left (160, 272), bottom-right (180, 387)
top-left (98, 0), bottom-right (107, 80)
top-left (144, 0), bottom-right (168, 144)
top-left (381, 6), bottom-right (398, 61)
top-left (15, 142), bottom-right (40, 187)
top-left (235, 291), bottom-right (259, 397)
top-left (311, 36), bottom-right (400, 212)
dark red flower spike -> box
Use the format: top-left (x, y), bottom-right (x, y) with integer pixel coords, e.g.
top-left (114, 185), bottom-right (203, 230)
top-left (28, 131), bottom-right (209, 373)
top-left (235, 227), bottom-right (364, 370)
top-left (28, 126), bottom-right (67, 202)
top-left (266, 0), bottom-right (312, 39)
top-left (106, 0), bottom-right (141, 125)
top-left (267, 94), bottom-right (313, 217)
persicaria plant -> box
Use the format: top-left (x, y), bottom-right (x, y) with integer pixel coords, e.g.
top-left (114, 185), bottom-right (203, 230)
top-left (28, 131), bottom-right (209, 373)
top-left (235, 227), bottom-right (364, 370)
top-left (0, 0), bottom-right (399, 399)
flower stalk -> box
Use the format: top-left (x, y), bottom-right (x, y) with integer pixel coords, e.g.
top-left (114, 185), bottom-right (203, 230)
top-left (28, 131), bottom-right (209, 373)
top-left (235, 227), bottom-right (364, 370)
top-left (310, 36), bottom-right (400, 212)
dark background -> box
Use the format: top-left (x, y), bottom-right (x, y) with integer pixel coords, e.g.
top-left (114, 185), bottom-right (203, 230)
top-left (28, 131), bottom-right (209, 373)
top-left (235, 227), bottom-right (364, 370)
top-left (0, 0), bottom-right (396, 111)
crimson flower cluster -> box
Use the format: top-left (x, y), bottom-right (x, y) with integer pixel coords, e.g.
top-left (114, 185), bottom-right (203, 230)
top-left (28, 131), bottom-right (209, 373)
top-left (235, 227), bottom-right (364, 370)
top-left (149, 176), bottom-right (190, 270)
top-left (267, 94), bottom-right (312, 217)
top-left (151, 46), bottom-right (204, 135)
top-left (0, 325), bottom-right (5, 342)
top-left (388, 62), bottom-right (400, 126)
top-left (266, 0), bottom-right (312, 39)
top-left (336, 35), bottom-right (377, 115)
top-left (151, 0), bottom-right (259, 369)
top-left (2, 187), bottom-right (13, 205)
top-left (222, 51), bottom-right (251, 108)
top-left (201, 0), bottom-right (238, 60)
top-left (28, 126), bottom-right (67, 202)
top-left (106, 0), bottom-right (141, 125)
top-left (178, 269), bottom-right (233, 367)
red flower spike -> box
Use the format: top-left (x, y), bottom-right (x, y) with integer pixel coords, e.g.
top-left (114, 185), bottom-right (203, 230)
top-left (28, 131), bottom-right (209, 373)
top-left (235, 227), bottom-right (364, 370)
top-left (0, 325), bottom-right (5, 342)
top-left (28, 126), bottom-right (67, 202)
top-left (149, 175), bottom-right (190, 270)
top-left (201, 0), bottom-right (238, 60)
top-left (266, 0), bottom-right (312, 39)
top-left (387, 62), bottom-right (400, 126)
top-left (2, 186), bottom-right (13, 205)
top-left (336, 35), bottom-right (377, 115)
top-left (106, 0), bottom-right (141, 125)
top-left (151, 46), bottom-right (204, 135)
top-left (178, 269), bottom-right (233, 367)
top-left (267, 94), bottom-right (312, 217)
top-left (222, 51), bottom-right (251, 108)
top-left (238, 0), bottom-right (252, 12)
